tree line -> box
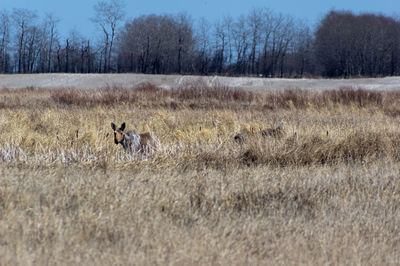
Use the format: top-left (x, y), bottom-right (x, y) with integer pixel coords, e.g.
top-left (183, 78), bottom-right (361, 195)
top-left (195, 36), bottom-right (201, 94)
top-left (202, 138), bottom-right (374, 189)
top-left (315, 11), bottom-right (400, 77)
top-left (0, 2), bottom-right (399, 78)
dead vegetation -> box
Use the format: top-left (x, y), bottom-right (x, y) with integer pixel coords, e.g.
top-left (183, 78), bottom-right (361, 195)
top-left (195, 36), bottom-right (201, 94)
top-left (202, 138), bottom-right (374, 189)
top-left (1, 81), bottom-right (400, 265)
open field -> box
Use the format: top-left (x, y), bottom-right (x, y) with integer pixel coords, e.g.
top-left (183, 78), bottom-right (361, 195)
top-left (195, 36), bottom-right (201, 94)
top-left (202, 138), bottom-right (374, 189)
top-left (3, 73), bottom-right (400, 91)
top-left (1, 80), bottom-right (400, 264)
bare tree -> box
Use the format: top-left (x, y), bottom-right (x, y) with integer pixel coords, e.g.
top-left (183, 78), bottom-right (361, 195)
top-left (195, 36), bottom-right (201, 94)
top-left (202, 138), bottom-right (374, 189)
top-left (55, 29), bottom-right (93, 73)
top-left (247, 8), bottom-right (263, 74)
top-left (12, 8), bottom-right (37, 73)
top-left (91, 0), bottom-right (125, 72)
top-left (232, 15), bottom-right (249, 74)
top-left (0, 10), bottom-right (10, 73)
top-left (212, 19), bottom-right (227, 73)
top-left (289, 22), bottom-right (314, 77)
top-left (25, 25), bottom-right (42, 73)
top-left (174, 13), bottom-right (194, 74)
top-left (260, 13), bottom-right (295, 77)
top-left (43, 14), bottom-right (59, 72)
top-left (118, 14), bottom-right (196, 74)
top-left (193, 17), bottom-right (212, 74)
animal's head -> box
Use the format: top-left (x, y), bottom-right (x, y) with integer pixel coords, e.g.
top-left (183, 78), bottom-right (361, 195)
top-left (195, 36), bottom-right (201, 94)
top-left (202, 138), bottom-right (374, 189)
top-left (111, 122), bottom-right (126, 145)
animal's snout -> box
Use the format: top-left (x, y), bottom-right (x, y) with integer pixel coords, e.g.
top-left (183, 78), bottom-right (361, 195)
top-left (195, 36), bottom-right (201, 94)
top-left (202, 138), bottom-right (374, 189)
top-left (113, 131), bottom-right (124, 144)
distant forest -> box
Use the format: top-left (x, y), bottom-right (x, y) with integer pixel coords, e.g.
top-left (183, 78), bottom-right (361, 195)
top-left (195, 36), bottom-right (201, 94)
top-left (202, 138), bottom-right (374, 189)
top-left (1, 1), bottom-right (400, 78)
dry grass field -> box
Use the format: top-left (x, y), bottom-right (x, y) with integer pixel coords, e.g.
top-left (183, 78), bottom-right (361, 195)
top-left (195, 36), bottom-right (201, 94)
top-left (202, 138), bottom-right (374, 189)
top-left (1, 79), bottom-right (400, 265)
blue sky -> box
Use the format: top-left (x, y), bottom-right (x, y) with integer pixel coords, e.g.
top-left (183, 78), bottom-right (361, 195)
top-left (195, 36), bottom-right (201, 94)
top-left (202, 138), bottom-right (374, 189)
top-left (1, 0), bottom-right (400, 39)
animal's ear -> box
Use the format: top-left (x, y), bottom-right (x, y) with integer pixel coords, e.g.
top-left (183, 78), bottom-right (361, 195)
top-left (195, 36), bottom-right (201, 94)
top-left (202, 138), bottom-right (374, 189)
top-left (120, 122), bottom-right (126, 131)
top-left (111, 122), bottom-right (116, 131)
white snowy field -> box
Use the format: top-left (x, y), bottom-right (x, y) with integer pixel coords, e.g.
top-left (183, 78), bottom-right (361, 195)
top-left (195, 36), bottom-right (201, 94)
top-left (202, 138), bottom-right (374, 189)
top-left (1, 73), bottom-right (400, 91)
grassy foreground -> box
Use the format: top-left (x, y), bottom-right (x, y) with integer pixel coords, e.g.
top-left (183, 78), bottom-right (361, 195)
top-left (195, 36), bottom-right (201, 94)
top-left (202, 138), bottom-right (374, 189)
top-left (1, 81), bottom-right (400, 265)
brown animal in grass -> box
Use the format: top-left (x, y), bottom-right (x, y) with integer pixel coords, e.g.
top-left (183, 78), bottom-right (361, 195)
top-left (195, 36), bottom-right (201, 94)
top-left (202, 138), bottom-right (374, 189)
top-left (111, 122), bottom-right (158, 153)
top-left (234, 122), bottom-right (285, 143)
top-left (261, 122), bottom-right (285, 138)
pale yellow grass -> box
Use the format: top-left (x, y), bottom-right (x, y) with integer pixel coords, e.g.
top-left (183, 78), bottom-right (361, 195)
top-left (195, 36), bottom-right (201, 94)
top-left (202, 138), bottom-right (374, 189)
top-left (1, 162), bottom-right (400, 265)
top-left (0, 87), bottom-right (400, 265)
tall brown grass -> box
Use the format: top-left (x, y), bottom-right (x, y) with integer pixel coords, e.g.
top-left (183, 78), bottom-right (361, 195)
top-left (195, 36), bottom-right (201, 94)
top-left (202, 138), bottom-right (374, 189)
top-left (1, 81), bottom-right (400, 265)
